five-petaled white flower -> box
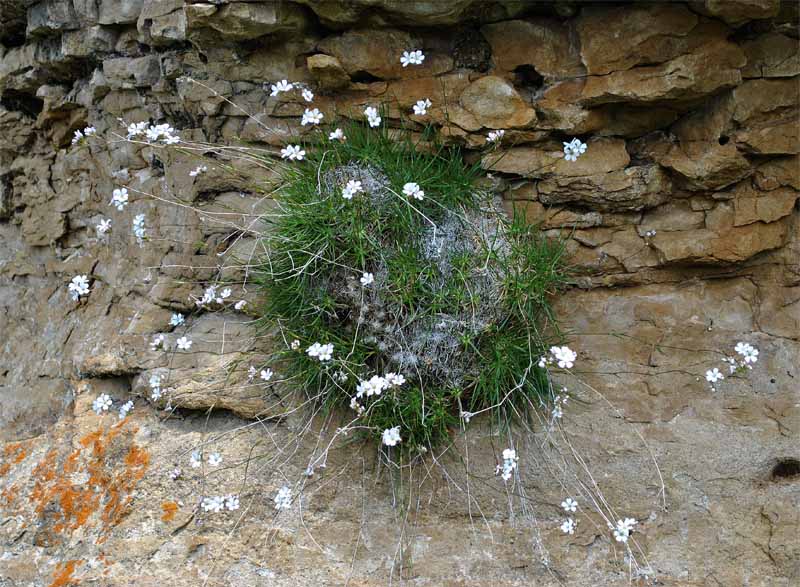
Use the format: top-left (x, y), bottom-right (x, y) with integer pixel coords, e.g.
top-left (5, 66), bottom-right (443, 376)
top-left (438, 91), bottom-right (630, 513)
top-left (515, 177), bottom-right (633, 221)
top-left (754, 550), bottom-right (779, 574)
top-left (126, 121), bottom-right (148, 138)
top-left (400, 49), bottom-right (425, 67)
top-left (412, 98), bottom-right (432, 116)
top-left (190, 451), bottom-right (202, 468)
top-left (329, 128), bottom-right (346, 141)
top-left (281, 145), bottom-right (306, 161)
top-left (225, 494), bottom-right (240, 511)
top-left (301, 108), bottom-right (324, 126)
top-left (118, 400), bottom-right (134, 419)
top-left (176, 336), bottom-right (192, 351)
top-left (499, 448), bottom-right (518, 481)
top-left (360, 272), bottom-right (374, 286)
top-left (234, 300), bottom-right (247, 311)
top-left (306, 342), bottom-right (333, 362)
top-left (92, 393), bottom-right (113, 414)
top-left (302, 88), bottom-right (314, 102)
top-left (487, 130), bottom-right (505, 144)
top-left (69, 275), bottom-right (91, 301)
top-left (274, 486), bottom-right (292, 510)
top-left (706, 368), bottom-right (724, 383)
top-left (291, 339), bottom-right (301, 350)
top-left (382, 426), bottom-right (402, 447)
top-left (356, 375), bottom-right (388, 398)
top-left (189, 165), bottom-right (207, 177)
top-left (550, 346), bottom-right (576, 369)
top-left (202, 496), bottom-right (224, 513)
top-left (208, 453), bottom-right (222, 466)
top-left (561, 498), bottom-right (577, 513)
top-left (170, 313), bottom-right (185, 327)
top-left (260, 368), bottom-right (273, 381)
top-left (402, 182), bottom-right (424, 200)
top-left (735, 342), bottom-right (759, 364)
top-left (563, 138), bottom-right (587, 162)
top-left (364, 106), bottom-right (381, 128)
top-left (342, 180), bottom-right (363, 200)
top-left (133, 214), bottom-right (146, 244)
top-left (96, 218), bottom-right (111, 235)
top-left (561, 518), bottom-right (576, 534)
top-left (385, 372), bottom-right (406, 387)
top-left (613, 518), bottom-right (637, 543)
top-left (110, 187), bottom-right (129, 211)
top-left (270, 79), bottom-right (293, 96)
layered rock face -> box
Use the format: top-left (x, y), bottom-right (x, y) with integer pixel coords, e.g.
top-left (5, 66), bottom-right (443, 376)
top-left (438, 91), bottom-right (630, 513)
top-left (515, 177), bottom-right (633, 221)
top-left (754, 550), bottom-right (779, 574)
top-left (1, 1), bottom-right (798, 586)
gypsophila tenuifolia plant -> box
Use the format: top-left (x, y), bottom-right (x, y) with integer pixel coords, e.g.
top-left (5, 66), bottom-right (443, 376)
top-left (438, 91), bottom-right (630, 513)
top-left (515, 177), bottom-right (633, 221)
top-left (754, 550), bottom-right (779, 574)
top-left (253, 118), bottom-right (568, 456)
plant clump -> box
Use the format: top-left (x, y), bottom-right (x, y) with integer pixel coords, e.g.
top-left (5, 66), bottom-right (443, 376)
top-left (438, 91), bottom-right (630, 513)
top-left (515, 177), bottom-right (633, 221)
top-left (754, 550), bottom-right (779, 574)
top-left (257, 122), bottom-right (567, 455)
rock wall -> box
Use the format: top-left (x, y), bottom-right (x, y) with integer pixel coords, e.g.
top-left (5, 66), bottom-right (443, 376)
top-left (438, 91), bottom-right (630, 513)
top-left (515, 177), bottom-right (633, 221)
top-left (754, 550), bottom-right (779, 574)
top-left (1, 1), bottom-right (798, 585)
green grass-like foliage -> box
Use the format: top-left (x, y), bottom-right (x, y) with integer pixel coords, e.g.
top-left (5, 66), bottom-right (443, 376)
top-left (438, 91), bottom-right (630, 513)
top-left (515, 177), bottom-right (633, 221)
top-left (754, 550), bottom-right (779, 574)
top-left (255, 121), bottom-right (566, 456)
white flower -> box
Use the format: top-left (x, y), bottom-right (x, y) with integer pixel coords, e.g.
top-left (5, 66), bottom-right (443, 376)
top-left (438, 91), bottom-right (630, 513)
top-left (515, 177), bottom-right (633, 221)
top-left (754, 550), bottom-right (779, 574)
top-left (329, 128), bottom-right (346, 141)
top-left (190, 451), bottom-right (202, 469)
top-left (96, 218), bottom-right (111, 235)
top-left (400, 49), bottom-right (425, 67)
top-left (170, 467), bottom-right (182, 480)
top-left (68, 275), bottom-right (91, 301)
top-left (563, 138), bottom-right (587, 162)
top-left (302, 88), bottom-right (314, 102)
top-left (402, 182), bottom-right (424, 200)
top-left (613, 518), bottom-right (637, 543)
top-left (552, 404), bottom-right (563, 419)
top-left (118, 400), bottom-right (134, 419)
top-left (356, 375), bottom-right (388, 398)
top-left (412, 98), bottom-right (431, 116)
top-left (385, 372), bottom-right (406, 387)
top-left (500, 448), bottom-right (518, 481)
top-left (208, 453), bottom-right (222, 466)
top-left (71, 129), bottom-right (84, 145)
top-left (274, 486), bottom-right (292, 510)
top-left (461, 411), bottom-right (473, 423)
top-left (349, 396), bottom-right (364, 414)
top-left (306, 342), bottom-right (333, 362)
top-left (550, 345), bottom-right (576, 369)
top-left (234, 300), bottom-right (247, 311)
top-left (561, 498), bottom-right (577, 513)
top-left (260, 368), bottom-right (273, 382)
top-left (132, 214), bottom-right (146, 245)
top-left (189, 165), bottom-right (207, 177)
top-left (291, 339), bottom-right (300, 350)
top-left (92, 393), bottom-right (113, 414)
top-left (270, 79), bottom-right (293, 96)
top-left (301, 108), bottom-right (324, 126)
top-left (486, 130), bottom-right (505, 144)
top-left (248, 366), bottom-right (257, 381)
top-left (706, 368), bottom-right (724, 384)
top-left (560, 518), bottom-right (576, 535)
top-left (145, 123), bottom-right (179, 144)
top-left (382, 426), bottom-right (402, 447)
top-left (735, 342), bottom-right (759, 364)
top-left (224, 494), bottom-right (240, 511)
top-left (342, 179), bottom-right (363, 200)
top-left (170, 313), bottom-right (185, 327)
top-left (281, 144), bottom-right (306, 161)
top-left (360, 272), bottom-right (374, 286)
top-left (201, 496), bottom-right (224, 513)
top-left (195, 285), bottom-right (217, 307)
top-left (364, 106), bottom-right (381, 127)
top-left (176, 336), bottom-right (192, 351)
top-left (110, 187), bottom-right (129, 211)
top-left (149, 373), bottom-right (163, 400)
top-left (126, 121), bottom-right (148, 138)
top-left (644, 229), bottom-right (657, 238)
top-left (150, 333), bottom-right (166, 350)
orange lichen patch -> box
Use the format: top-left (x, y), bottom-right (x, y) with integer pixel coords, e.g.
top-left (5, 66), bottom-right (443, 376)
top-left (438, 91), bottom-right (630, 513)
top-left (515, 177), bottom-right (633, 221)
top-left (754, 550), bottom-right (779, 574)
top-left (161, 501), bottom-right (179, 522)
top-left (1, 484), bottom-right (18, 506)
top-left (0, 442), bottom-right (27, 477)
top-left (49, 559), bottom-right (82, 587)
top-left (26, 420), bottom-right (149, 545)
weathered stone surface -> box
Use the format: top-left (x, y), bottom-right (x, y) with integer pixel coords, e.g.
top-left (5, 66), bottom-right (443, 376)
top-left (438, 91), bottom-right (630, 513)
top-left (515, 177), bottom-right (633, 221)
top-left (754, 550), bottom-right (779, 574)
top-left (577, 3), bottom-right (702, 75)
top-left (581, 39), bottom-right (746, 104)
top-left (186, 1), bottom-right (309, 41)
top-left (741, 32), bottom-right (800, 78)
top-left (459, 75), bottom-right (536, 129)
top-left (481, 19), bottom-right (582, 79)
top-left (1, 3), bottom-right (799, 586)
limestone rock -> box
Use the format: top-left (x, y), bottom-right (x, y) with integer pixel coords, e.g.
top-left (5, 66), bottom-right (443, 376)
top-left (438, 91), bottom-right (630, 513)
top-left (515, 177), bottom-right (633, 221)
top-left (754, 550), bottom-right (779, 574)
top-left (138, 0), bottom-right (186, 45)
top-left (483, 138), bottom-right (629, 178)
top-left (696, 0), bottom-right (781, 26)
top-left (103, 55), bottom-right (161, 89)
top-left (660, 142), bottom-right (752, 190)
top-left (306, 53), bottom-right (350, 89)
top-left (741, 33), bottom-right (800, 78)
top-left (186, 1), bottom-right (309, 41)
top-left (577, 3), bottom-right (703, 75)
top-left (26, 0), bottom-right (80, 37)
top-left (581, 39), bottom-right (746, 104)
top-left (97, 0), bottom-right (144, 25)
top-left (459, 76), bottom-right (536, 129)
top-left (480, 19), bottom-right (582, 79)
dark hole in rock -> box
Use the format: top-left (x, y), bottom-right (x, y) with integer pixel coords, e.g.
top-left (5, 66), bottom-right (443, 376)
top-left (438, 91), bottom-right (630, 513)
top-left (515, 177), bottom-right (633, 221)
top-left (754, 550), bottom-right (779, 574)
top-left (771, 458), bottom-right (800, 481)
top-left (453, 28), bottom-right (492, 72)
top-left (198, 52), bottom-right (209, 64)
top-left (718, 135), bottom-right (730, 145)
top-left (350, 70), bottom-right (382, 84)
top-left (1, 90), bottom-right (44, 118)
top-left (513, 64), bottom-right (544, 90)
